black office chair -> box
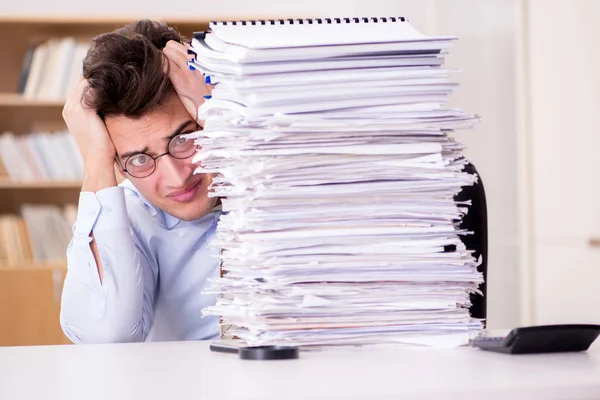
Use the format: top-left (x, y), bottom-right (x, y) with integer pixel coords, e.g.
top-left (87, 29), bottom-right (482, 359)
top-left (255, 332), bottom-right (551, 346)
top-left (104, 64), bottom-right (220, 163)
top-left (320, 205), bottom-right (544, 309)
top-left (454, 162), bottom-right (488, 322)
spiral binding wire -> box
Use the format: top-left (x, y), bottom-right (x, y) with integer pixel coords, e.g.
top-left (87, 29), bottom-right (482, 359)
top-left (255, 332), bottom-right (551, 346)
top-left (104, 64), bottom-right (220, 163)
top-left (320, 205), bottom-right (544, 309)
top-left (209, 17), bottom-right (407, 26)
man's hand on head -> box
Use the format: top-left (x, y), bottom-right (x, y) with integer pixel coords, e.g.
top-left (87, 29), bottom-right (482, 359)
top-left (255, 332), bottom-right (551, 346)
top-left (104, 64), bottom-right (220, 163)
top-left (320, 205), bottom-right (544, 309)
top-left (63, 77), bottom-right (116, 166)
top-left (163, 40), bottom-right (213, 123)
top-left (63, 77), bottom-right (118, 192)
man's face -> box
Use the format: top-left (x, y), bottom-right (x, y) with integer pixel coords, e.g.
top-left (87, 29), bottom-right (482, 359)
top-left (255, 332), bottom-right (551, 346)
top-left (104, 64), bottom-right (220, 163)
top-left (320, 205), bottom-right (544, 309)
top-left (105, 94), bottom-right (216, 221)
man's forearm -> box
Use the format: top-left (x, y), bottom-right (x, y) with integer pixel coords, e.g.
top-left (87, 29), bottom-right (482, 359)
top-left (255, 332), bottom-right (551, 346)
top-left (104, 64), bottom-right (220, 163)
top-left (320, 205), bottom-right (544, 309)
top-left (82, 157), bottom-right (117, 192)
top-left (81, 157), bottom-right (118, 281)
top-left (61, 228), bottom-right (148, 344)
top-left (60, 187), bottom-right (155, 344)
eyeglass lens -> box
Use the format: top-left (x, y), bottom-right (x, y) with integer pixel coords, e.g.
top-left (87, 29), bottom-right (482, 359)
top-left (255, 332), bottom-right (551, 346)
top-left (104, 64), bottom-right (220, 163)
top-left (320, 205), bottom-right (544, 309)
top-left (124, 133), bottom-right (197, 178)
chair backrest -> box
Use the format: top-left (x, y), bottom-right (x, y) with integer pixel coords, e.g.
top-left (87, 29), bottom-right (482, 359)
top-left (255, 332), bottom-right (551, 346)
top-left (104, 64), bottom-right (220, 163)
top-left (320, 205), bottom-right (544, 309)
top-left (453, 162), bottom-right (488, 322)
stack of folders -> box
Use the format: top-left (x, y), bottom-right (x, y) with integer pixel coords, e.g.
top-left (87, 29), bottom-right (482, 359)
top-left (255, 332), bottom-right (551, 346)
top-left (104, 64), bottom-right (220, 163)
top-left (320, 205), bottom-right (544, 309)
top-left (188, 17), bottom-right (483, 348)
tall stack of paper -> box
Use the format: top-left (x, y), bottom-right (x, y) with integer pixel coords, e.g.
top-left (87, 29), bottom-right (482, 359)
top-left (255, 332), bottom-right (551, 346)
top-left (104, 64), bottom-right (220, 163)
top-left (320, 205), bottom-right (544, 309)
top-left (188, 17), bottom-right (483, 348)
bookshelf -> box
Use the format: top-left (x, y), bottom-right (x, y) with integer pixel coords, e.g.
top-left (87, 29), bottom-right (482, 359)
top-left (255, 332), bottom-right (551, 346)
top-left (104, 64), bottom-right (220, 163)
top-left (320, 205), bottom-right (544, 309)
top-left (0, 93), bottom-right (64, 107)
top-left (0, 180), bottom-right (82, 189)
top-left (0, 16), bottom-right (211, 346)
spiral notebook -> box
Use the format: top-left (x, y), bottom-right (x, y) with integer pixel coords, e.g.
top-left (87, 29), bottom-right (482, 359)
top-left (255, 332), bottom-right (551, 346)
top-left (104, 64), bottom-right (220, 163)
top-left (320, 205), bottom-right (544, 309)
top-left (203, 17), bottom-right (454, 49)
top-left (191, 17), bottom-right (456, 65)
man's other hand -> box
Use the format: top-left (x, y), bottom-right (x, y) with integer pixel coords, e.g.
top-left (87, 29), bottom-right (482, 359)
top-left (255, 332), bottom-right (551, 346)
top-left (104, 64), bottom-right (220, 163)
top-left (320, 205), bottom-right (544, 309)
top-left (163, 40), bottom-right (212, 123)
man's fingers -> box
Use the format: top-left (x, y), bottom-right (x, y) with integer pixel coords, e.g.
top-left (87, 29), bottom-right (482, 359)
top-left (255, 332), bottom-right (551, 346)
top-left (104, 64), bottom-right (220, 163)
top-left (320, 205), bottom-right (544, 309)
top-left (166, 58), bottom-right (185, 82)
top-left (163, 43), bottom-right (191, 70)
top-left (165, 40), bottom-right (190, 57)
top-left (200, 81), bottom-right (213, 96)
top-left (68, 78), bottom-right (86, 101)
top-left (65, 77), bottom-right (88, 110)
top-left (167, 58), bottom-right (212, 99)
top-left (163, 40), bottom-right (213, 121)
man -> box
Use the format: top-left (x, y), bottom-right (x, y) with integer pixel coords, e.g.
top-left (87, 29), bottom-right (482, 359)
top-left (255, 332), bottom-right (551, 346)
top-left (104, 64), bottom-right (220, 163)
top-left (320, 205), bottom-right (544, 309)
top-left (60, 20), bottom-right (219, 343)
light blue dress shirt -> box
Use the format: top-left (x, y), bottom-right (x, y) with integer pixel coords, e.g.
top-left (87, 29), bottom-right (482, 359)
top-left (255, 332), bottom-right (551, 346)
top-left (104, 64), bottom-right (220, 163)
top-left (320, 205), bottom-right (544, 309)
top-left (60, 180), bottom-right (221, 344)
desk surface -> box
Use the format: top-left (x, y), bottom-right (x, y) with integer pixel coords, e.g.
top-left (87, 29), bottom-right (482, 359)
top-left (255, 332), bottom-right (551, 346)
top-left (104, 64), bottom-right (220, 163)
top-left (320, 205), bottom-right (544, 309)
top-left (1, 340), bottom-right (600, 400)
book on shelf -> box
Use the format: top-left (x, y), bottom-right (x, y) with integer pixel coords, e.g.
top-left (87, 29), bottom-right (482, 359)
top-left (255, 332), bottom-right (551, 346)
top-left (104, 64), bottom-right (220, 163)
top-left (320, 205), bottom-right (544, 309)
top-left (0, 131), bottom-right (83, 182)
top-left (0, 153), bottom-right (7, 180)
top-left (0, 204), bottom-right (76, 266)
top-left (20, 37), bottom-right (90, 101)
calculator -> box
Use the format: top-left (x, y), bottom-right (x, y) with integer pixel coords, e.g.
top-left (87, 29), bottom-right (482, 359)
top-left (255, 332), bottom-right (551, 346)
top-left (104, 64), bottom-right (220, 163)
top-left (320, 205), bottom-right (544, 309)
top-left (473, 324), bottom-right (600, 354)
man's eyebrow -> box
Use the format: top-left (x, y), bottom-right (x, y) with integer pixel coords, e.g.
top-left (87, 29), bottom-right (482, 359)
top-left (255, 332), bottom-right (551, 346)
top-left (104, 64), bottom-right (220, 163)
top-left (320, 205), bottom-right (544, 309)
top-left (121, 146), bottom-right (150, 160)
top-left (164, 120), bottom-right (198, 140)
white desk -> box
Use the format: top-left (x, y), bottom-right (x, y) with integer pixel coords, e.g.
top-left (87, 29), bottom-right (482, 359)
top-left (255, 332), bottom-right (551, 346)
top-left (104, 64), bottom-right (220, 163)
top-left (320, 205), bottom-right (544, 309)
top-left (1, 340), bottom-right (599, 400)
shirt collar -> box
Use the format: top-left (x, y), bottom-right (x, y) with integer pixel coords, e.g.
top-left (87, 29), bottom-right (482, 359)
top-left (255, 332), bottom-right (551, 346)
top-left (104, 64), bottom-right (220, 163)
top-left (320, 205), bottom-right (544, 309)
top-left (119, 180), bottom-right (181, 230)
top-left (119, 179), bottom-right (221, 230)
top-left (162, 211), bottom-right (181, 229)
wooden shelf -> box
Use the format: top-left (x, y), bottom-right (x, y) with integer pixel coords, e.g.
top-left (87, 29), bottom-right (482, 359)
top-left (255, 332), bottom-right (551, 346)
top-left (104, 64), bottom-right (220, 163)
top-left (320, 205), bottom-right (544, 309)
top-left (0, 180), bottom-right (81, 189)
top-left (0, 93), bottom-right (64, 107)
top-left (0, 101), bottom-right (66, 134)
top-left (0, 15), bottom-right (214, 26)
top-left (0, 262), bottom-right (66, 271)
top-left (0, 181), bottom-right (81, 213)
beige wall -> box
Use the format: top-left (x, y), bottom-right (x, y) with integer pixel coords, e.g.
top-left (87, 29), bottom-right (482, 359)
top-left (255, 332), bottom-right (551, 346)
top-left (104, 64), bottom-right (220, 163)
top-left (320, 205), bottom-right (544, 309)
top-left (0, 0), bottom-right (525, 329)
top-left (430, 0), bottom-right (522, 329)
top-left (527, 0), bottom-right (600, 325)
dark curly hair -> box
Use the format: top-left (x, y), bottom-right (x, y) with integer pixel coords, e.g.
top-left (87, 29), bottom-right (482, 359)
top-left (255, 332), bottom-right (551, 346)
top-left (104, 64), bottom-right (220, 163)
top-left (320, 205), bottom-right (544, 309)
top-left (82, 19), bottom-right (186, 118)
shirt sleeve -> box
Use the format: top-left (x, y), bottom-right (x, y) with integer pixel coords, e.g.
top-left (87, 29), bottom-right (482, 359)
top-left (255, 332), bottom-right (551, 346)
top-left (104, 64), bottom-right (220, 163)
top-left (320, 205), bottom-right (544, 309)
top-left (60, 186), bottom-right (156, 344)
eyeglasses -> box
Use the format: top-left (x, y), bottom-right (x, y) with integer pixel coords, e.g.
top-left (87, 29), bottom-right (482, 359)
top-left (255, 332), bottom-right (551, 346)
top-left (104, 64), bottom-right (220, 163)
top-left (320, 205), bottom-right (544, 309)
top-left (118, 133), bottom-right (198, 178)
